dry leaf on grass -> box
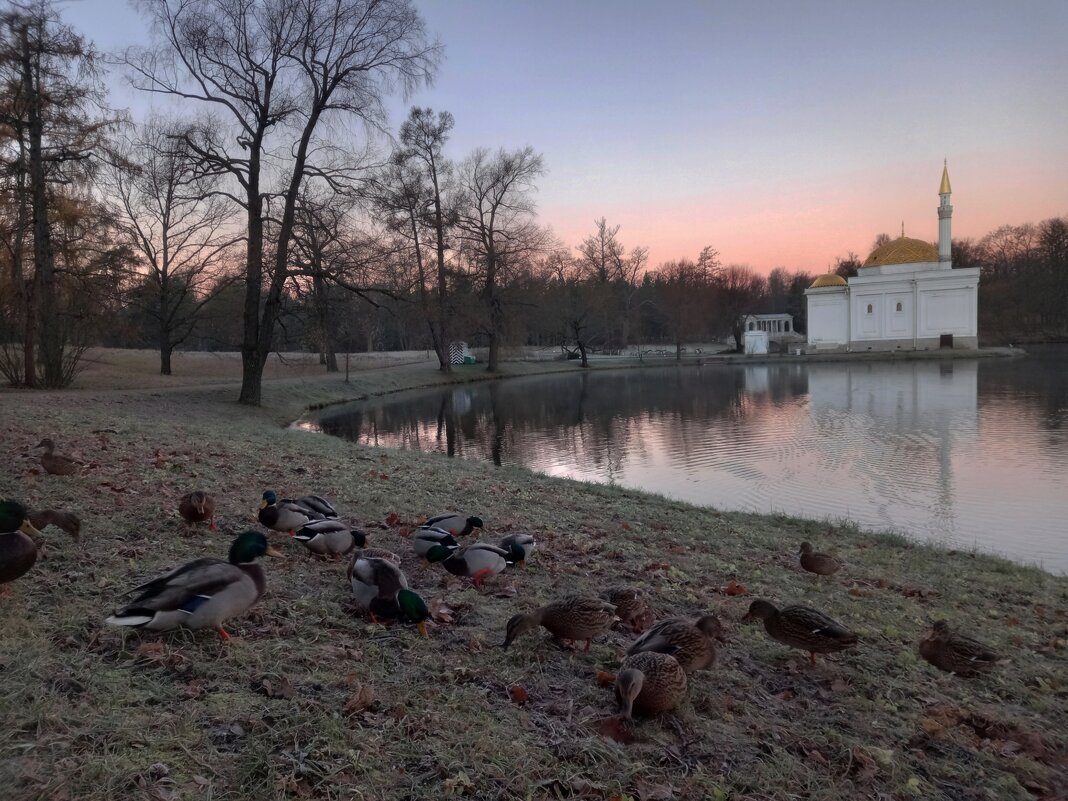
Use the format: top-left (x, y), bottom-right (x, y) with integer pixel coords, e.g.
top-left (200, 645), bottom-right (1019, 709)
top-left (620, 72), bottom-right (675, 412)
top-left (509, 685), bottom-right (529, 705)
top-left (384, 512), bottom-right (401, 527)
top-left (636, 780), bottom-right (676, 800)
top-left (429, 598), bottom-right (456, 624)
top-left (723, 580), bottom-right (749, 596)
top-left (259, 676), bottom-right (296, 699)
top-left (595, 671), bottom-right (616, 687)
top-left (343, 682), bottom-right (375, 715)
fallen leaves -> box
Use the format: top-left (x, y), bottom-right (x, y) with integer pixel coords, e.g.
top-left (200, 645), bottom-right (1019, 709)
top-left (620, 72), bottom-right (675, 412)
top-left (259, 675), bottom-right (296, 699)
top-left (508, 685), bottom-right (529, 705)
top-left (595, 671), bottom-right (617, 687)
top-left (722, 580), bottom-right (749, 596)
top-left (384, 512), bottom-right (401, 527)
top-left (428, 597), bottom-right (456, 624)
top-left (593, 716), bottom-right (636, 745)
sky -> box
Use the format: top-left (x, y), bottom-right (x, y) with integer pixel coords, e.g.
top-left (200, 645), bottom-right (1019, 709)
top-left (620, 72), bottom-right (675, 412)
top-left (62, 0), bottom-right (1068, 273)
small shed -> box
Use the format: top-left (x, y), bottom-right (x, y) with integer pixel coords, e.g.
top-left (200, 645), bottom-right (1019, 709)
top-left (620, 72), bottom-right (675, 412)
top-left (449, 341), bottom-right (475, 365)
top-left (743, 330), bottom-right (769, 355)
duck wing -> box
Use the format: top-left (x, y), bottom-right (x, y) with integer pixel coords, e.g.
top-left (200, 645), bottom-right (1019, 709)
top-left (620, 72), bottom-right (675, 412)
top-left (116, 558), bottom-right (245, 613)
top-left (293, 495), bottom-right (338, 518)
top-left (626, 618), bottom-right (687, 656)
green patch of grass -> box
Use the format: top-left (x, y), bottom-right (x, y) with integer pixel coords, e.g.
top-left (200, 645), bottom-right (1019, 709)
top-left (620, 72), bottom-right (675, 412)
top-left (1, 363), bottom-right (1066, 801)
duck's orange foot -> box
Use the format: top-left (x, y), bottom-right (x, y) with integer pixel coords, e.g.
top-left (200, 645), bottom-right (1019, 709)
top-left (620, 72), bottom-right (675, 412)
top-left (217, 626), bottom-right (232, 642)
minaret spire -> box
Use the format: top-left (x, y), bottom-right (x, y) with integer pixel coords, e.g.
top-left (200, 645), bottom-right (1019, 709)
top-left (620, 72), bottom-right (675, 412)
top-left (938, 160), bottom-right (952, 265)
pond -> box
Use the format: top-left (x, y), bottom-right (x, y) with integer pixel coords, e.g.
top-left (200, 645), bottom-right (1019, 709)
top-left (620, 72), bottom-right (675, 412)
top-left (300, 347), bottom-right (1068, 573)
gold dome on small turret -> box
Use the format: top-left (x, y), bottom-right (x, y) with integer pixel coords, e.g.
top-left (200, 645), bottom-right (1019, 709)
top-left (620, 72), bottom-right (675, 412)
top-left (810, 273), bottom-right (847, 288)
top-left (940, 161), bottom-right (951, 194)
top-left (862, 236), bottom-right (939, 268)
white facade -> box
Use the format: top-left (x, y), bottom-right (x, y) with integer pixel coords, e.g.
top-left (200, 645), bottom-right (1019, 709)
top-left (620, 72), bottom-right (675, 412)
top-left (744, 313), bottom-right (794, 335)
top-left (744, 330), bottom-right (769, 354)
top-left (805, 164), bottom-right (979, 352)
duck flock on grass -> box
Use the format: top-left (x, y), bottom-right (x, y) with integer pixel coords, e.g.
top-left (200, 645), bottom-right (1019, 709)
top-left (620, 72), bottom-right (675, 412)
top-left (2, 437), bottom-right (1003, 722)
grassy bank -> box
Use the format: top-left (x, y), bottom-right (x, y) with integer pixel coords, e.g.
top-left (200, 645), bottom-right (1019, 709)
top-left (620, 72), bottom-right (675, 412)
top-left (1, 362), bottom-right (1065, 801)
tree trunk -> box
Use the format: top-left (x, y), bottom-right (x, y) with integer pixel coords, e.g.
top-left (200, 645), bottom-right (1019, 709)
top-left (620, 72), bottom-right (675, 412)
top-left (160, 338), bottom-right (173, 375)
top-left (431, 170), bottom-right (451, 374)
top-left (676, 340), bottom-right (683, 360)
top-left (22, 24), bottom-right (61, 387)
top-left (578, 341), bottom-right (589, 368)
top-left (238, 148), bottom-right (265, 405)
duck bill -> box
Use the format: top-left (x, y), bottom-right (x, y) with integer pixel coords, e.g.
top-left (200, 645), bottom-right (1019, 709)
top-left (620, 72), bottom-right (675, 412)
top-left (417, 621), bottom-right (428, 638)
top-left (265, 545), bottom-right (284, 558)
top-left (419, 558), bottom-right (429, 568)
top-left (19, 520), bottom-right (43, 537)
top-left (258, 500), bottom-right (268, 510)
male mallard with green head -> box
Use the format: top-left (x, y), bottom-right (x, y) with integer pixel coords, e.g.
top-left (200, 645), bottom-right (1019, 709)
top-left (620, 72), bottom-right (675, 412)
top-left (626, 613), bottom-right (725, 673)
top-left (503, 595), bottom-right (618, 651)
top-left (348, 555), bottom-right (428, 636)
top-left (742, 600), bottom-right (858, 665)
top-left (919, 620), bottom-right (1000, 676)
top-left (422, 513), bottom-right (483, 537)
top-left (615, 651), bottom-right (688, 718)
top-left (0, 501), bottom-right (45, 596)
top-left (499, 532), bottom-right (536, 567)
top-left (258, 490), bottom-right (329, 534)
top-left (294, 519), bottom-right (367, 559)
top-left (413, 527), bottom-right (458, 563)
top-left (105, 530), bottom-right (280, 640)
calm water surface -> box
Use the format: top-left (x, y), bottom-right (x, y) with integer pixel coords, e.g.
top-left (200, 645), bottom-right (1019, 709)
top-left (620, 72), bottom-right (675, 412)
top-left (303, 347), bottom-right (1068, 573)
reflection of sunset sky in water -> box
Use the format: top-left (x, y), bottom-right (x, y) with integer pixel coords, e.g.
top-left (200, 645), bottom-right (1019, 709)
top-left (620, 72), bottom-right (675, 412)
top-left (307, 349), bottom-right (1068, 573)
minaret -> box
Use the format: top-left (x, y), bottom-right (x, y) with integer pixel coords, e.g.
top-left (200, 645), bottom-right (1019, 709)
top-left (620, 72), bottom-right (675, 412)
top-left (938, 160), bottom-right (952, 266)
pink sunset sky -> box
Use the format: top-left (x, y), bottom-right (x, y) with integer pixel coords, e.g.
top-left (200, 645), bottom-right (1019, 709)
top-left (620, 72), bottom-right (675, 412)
top-left (68, 0), bottom-right (1068, 274)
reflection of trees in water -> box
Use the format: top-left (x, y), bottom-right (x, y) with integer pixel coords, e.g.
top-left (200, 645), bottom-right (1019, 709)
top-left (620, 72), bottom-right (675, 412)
top-left (313, 365), bottom-right (818, 477)
top-left (978, 345), bottom-right (1068, 432)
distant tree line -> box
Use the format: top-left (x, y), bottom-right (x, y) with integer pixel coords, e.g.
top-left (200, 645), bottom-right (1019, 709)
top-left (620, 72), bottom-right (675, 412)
top-left (1, 1), bottom-right (1062, 398)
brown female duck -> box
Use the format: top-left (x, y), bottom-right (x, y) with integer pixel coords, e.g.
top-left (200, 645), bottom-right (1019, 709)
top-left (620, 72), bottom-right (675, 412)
top-left (27, 509), bottom-right (81, 541)
top-left (743, 600), bottom-right (858, 664)
top-left (615, 651), bottom-right (688, 718)
top-left (626, 613), bottom-right (724, 673)
top-left (600, 586), bottom-right (654, 633)
top-left (799, 542), bottom-right (840, 576)
top-left (179, 491), bottom-right (216, 529)
top-left (35, 438), bottom-right (81, 476)
top-left (503, 595), bottom-right (618, 651)
top-left (919, 620), bottom-right (1000, 675)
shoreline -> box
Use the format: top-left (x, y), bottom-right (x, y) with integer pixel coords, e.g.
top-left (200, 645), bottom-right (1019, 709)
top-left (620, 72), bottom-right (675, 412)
top-left (1, 353), bottom-right (1064, 800)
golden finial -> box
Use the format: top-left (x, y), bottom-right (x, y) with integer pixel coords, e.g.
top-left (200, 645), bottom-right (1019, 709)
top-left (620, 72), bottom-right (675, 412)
top-left (940, 160), bottom-right (951, 194)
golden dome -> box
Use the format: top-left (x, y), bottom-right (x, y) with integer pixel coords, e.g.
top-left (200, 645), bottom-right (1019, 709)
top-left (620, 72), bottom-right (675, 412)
top-left (862, 236), bottom-right (938, 268)
top-left (810, 273), bottom-right (847, 288)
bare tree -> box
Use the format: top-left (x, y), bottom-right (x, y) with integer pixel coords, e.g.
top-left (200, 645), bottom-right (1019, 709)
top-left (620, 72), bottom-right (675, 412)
top-left (0, 0), bottom-right (115, 386)
top-left (128, 0), bottom-right (438, 404)
top-left (455, 146), bottom-right (545, 372)
top-left (715, 264), bottom-right (766, 350)
top-left (107, 118), bottom-right (237, 374)
top-left (653, 258), bottom-right (715, 359)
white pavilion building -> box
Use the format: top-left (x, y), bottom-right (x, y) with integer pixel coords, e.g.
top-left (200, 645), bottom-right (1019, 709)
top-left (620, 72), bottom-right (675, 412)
top-left (805, 164), bottom-right (980, 351)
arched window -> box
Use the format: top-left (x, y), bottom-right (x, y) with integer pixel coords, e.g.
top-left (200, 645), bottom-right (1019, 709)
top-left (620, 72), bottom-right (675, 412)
top-left (896, 302), bottom-right (903, 312)
top-left (866, 304), bottom-right (873, 314)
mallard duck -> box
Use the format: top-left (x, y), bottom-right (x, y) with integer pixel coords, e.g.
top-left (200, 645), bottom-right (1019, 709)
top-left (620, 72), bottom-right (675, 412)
top-left (27, 509), bottom-right (81, 541)
top-left (422, 512), bottom-right (483, 537)
top-left (919, 620), bottom-right (1000, 675)
top-left (799, 542), bottom-right (840, 576)
top-left (426, 542), bottom-right (518, 587)
top-left (1, 501), bottom-right (44, 595)
top-left (258, 490), bottom-right (327, 534)
top-left (347, 556), bottom-right (428, 636)
top-left (356, 547), bottom-right (401, 564)
top-left (503, 595), bottom-right (618, 651)
top-left (499, 532), bottom-right (536, 567)
top-left (413, 526), bottom-right (459, 560)
top-left (600, 586), bottom-right (653, 633)
top-left (34, 438), bottom-right (81, 476)
top-left (742, 600), bottom-right (858, 665)
top-left (294, 520), bottom-right (366, 559)
top-left (179, 491), bottom-right (216, 529)
top-left (105, 530), bottom-right (280, 640)
top-left (615, 651), bottom-right (688, 718)
top-left (626, 614), bottom-right (724, 673)
top-left (291, 494), bottom-right (338, 519)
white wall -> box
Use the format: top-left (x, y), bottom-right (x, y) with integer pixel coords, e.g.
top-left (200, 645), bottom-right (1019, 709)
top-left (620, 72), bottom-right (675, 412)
top-left (806, 291), bottom-right (849, 346)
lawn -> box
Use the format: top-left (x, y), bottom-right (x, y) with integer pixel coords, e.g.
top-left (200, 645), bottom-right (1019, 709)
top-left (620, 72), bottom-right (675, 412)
top-left (1, 357), bottom-right (1065, 801)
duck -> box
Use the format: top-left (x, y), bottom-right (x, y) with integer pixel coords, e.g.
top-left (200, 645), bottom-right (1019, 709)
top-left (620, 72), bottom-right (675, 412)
top-left (291, 494), bottom-right (338, 519)
top-left (294, 519), bottom-right (366, 559)
top-left (258, 490), bottom-right (328, 534)
top-left (347, 556), bottom-right (428, 636)
top-left (799, 542), bottom-right (840, 576)
top-left (421, 513), bottom-right (483, 537)
top-left (426, 542), bottom-right (519, 587)
top-left (34, 438), bottom-right (81, 476)
top-left (626, 614), bottom-right (724, 673)
top-left (742, 600), bottom-right (858, 665)
top-left (179, 491), bottom-right (216, 529)
top-left (503, 595), bottom-right (618, 651)
top-left (105, 530), bottom-right (280, 641)
top-left (499, 532), bottom-right (536, 567)
top-left (356, 547), bottom-right (402, 564)
top-left (919, 620), bottom-right (1000, 676)
top-left (615, 651), bottom-right (688, 719)
top-left (27, 509), bottom-right (81, 541)
top-left (0, 501), bottom-right (45, 596)
top-left (412, 527), bottom-right (459, 561)
top-left (600, 586), bottom-right (654, 633)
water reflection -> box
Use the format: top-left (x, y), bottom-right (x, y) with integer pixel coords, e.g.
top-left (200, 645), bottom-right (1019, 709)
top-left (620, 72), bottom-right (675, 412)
top-left (309, 348), bottom-right (1068, 572)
